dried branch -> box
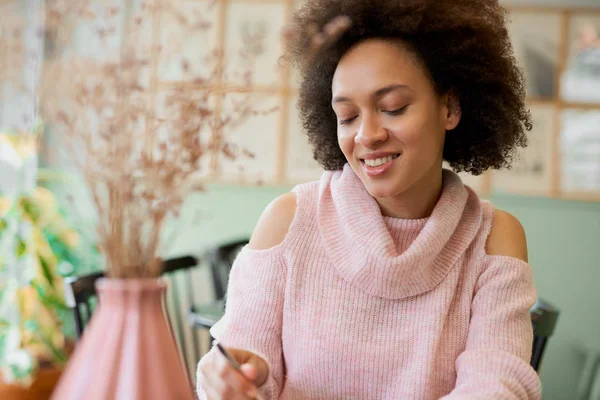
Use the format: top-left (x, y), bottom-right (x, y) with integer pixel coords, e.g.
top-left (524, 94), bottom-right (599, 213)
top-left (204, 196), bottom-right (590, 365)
top-left (37, 0), bottom-right (267, 279)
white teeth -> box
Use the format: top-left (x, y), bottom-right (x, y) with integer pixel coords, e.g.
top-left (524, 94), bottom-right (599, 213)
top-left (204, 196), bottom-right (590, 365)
top-left (364, 155), bottom-right (398, 167)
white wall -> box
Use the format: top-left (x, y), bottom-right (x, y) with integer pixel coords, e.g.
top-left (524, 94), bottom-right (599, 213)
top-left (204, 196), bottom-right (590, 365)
top-left (0, 0), bottom-right (44, 133)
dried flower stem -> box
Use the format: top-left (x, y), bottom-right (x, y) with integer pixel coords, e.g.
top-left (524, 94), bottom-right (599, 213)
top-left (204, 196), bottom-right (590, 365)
top-left (37, 0), bottom-right (267, 278)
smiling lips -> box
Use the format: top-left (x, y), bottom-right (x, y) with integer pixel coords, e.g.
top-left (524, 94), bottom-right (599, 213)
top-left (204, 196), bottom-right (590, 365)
top-left (360, 153), bottom-right (401, 176)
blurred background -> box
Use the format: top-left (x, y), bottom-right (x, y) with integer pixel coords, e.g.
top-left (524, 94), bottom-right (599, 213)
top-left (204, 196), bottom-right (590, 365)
top-left (1, 0), bottom-right (599, 399)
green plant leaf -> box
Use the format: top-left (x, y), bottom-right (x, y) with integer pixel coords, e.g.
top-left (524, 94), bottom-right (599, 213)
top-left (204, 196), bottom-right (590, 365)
top-left (19, 197), bottom-right (40, 223)
top-left (31, 281), bottom-right (45, 299)
top-left (16, 239), bottom-right (28, 257)
top-left (38, 255), bottom-right (56, 289)
top-left (41, 293), bottom-right (69, 312)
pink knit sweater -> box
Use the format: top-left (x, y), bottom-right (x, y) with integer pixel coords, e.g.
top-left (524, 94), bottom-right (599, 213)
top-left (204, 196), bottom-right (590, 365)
top-left (197, 165), bottom-right (541, 399)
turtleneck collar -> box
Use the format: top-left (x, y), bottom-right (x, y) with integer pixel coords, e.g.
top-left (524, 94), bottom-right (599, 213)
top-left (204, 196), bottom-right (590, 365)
top-left (317, 164), bottom-right (482, 299)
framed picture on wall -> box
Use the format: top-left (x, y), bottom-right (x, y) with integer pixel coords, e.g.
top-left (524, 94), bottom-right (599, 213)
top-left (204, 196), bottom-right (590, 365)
top-left (223, 0), bottom-right (288, 88)
top-left (560, 108), bottom-right (600, 194)
top-left (507, 11), bottom-right (562, 99)
top-left (491, 104), bottom-right (556, 196)
top-left (560, 14), bottom-right (600, 104)
top-left (214, 92), bottom-right (281, 184)
top-left (156, 0), bottom-right (221, 83)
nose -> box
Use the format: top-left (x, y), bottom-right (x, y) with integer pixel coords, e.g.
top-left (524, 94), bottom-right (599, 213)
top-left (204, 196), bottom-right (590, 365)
top-left (355, 112), bottom-right (388, 148)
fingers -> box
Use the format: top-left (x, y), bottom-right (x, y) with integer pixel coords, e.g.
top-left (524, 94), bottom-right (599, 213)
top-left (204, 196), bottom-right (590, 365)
top-left (227, 348), bottom-right (255, 365)
top-left (226, 348), bottom-right (269, 387)
top-left (199, 351), bottom-right (259, 400)
top-left (240, 363), bottom-right (257, 382)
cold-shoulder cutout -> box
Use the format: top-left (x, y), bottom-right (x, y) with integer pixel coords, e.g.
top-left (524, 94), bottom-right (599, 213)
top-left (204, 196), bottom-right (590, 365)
top-left (485, 209), bottom-right (528, 262)
top-left (248, 192), bottom-right (297, 251)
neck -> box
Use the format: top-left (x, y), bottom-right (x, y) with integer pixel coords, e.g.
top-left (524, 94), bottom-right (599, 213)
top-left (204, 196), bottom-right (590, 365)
top-left (375, 165), bottom-right (443, 220)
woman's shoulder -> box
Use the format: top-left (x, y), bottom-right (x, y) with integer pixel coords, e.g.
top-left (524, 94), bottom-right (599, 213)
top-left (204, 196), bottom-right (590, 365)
top-left (476, 195), bottom-right (527, 262)
top-left (248, 192), bottom-right (297, 251)
top-left (458, 198), bottom-right (530, 290)
top-left (462, 183), bottom-right (528, 265)
top-left (485, 208), bottom-right (528, 262)
top-left (248, 173), bottom-right (329, 251)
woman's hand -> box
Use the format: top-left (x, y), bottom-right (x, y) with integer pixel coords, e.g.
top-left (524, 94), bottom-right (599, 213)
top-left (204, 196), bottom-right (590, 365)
top-left (199, 347), bottom-right (269, 399)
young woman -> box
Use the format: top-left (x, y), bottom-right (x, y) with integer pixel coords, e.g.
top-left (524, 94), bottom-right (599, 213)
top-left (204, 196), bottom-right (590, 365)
top-left (197, 0), bottom-right (541, 398)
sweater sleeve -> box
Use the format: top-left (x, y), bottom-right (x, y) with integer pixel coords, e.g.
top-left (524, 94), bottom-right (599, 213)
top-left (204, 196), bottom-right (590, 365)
top-left (196, 245), bottom-right (287, 400)
top-left (441, 255), bottom-right (542, 400)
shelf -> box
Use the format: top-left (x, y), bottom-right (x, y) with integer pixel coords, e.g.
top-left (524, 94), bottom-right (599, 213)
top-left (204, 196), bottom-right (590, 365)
top-left (559, 101), bottom-right (600, 110)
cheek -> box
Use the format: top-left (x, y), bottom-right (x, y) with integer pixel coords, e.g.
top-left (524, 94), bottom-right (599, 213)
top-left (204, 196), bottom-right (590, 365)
top-left (390, 111), bottom-right (445, 149)
top-left (388, 116), bottom-right (427, 147)
top-left (337, 128), bottom-right (355, 157)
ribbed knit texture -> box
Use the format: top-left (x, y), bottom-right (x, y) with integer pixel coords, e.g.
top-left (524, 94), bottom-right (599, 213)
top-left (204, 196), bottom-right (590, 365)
top-left (197, 165), bottom-right (541, 399)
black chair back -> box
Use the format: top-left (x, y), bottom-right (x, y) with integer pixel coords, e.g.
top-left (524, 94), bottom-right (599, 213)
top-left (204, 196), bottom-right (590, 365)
top-left (188, 239), bottom-right (249, 348)
top-left (205, 239), bottom-right (248, 300)
top-left (63, 270), bottom-right (104, 339)
top-left (530, 298), bottom-right (560, 372)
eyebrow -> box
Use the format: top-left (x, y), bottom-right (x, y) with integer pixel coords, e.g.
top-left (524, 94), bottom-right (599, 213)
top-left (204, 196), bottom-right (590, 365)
top-left (331, 84), bottom-right (412, 105)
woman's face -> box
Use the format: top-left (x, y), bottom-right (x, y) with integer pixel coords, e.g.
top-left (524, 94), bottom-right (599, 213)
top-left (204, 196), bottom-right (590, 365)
top-left (332, 39), bottom-right (460, 200)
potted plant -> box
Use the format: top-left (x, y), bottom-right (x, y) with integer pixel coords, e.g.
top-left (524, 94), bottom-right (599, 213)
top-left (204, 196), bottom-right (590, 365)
top-left (0, 132), bottom-right (82, 399)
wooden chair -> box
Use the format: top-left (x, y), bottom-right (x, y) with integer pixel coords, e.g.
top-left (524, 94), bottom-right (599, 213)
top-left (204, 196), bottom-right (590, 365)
top-left (63, 256), bottom-right (200, 374)
top-left (530, 298), bottom-right (560, 372)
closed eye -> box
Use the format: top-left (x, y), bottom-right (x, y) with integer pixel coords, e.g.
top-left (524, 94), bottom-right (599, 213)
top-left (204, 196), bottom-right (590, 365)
top-left (339, 116), bottom-right (357, 125)
top-left (383, 105), bottom-right (409, 116)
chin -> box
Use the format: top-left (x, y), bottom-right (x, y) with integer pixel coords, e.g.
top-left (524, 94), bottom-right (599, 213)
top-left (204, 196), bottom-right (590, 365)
top-left (362, 177), bottom-right (408, 200)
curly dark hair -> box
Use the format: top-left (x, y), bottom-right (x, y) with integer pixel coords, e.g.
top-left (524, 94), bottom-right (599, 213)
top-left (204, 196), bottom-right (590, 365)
top-left (285, 0), bottom-right (531, 175)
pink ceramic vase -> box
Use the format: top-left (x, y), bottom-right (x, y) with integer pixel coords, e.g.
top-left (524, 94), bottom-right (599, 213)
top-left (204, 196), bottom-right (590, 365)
top-left (51, 278), bottom-right (195, 400)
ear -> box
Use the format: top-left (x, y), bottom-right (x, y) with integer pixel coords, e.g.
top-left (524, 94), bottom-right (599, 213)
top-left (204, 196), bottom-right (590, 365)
top-left (443, 89), bottom-right (461, 131)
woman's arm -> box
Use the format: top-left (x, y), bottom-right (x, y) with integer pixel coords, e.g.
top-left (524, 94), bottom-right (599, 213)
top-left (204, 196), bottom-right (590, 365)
top-left (196, 193), bottom-right (297, 400)
top-left (441, 210), bottom-right (542, 400)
